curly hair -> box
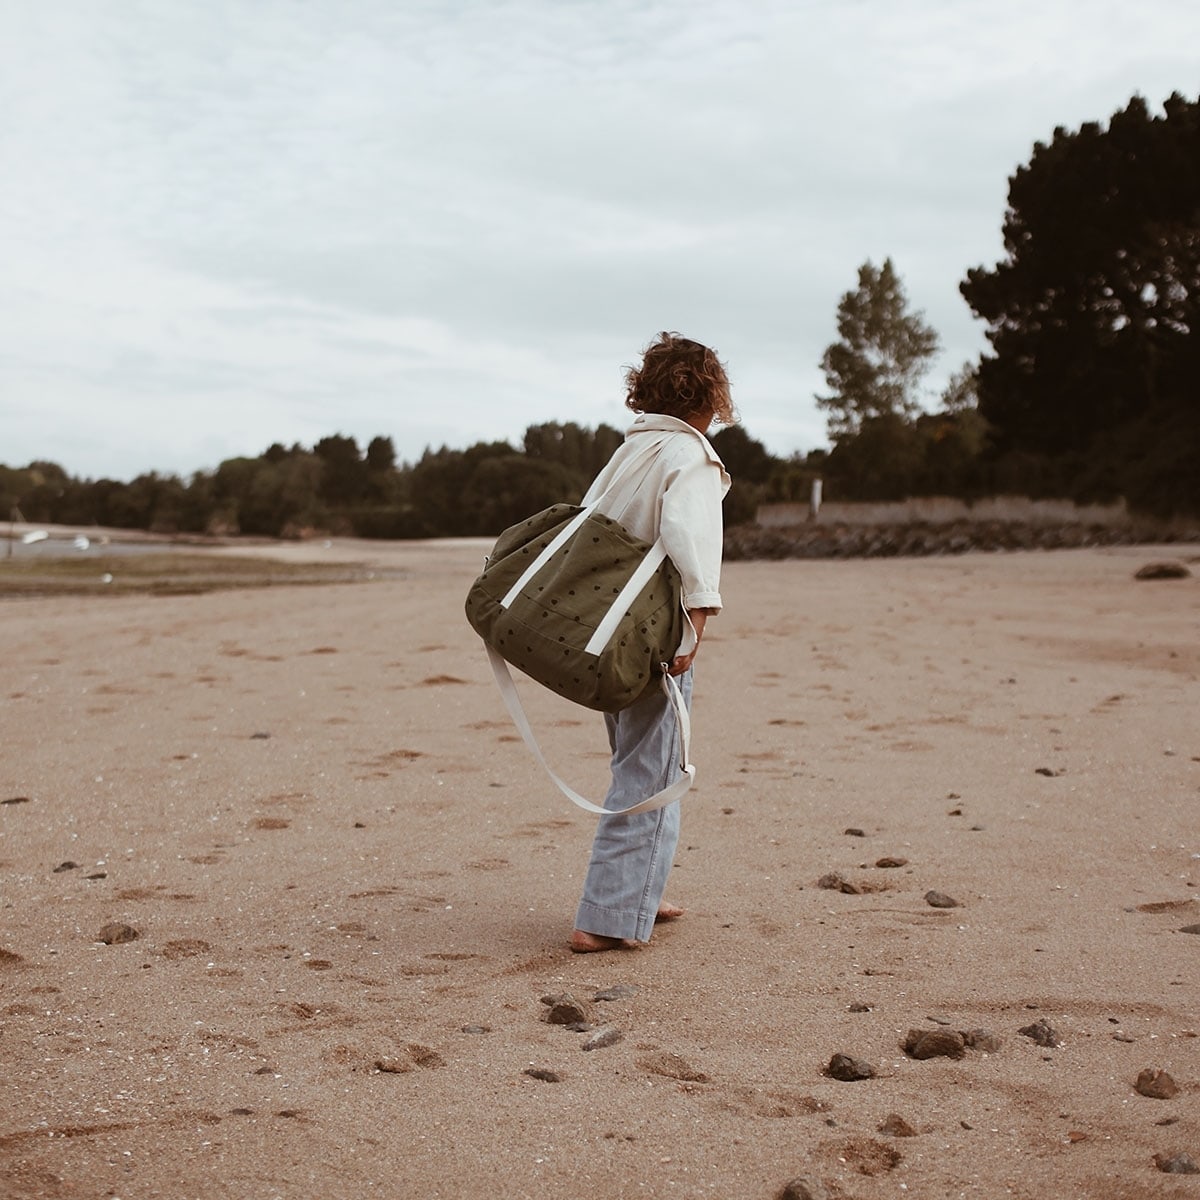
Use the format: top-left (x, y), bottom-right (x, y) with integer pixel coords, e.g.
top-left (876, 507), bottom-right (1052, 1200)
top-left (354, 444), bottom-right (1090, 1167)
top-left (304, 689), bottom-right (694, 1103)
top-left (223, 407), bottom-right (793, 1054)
top-left (624, 332), bottom-right (736, 427)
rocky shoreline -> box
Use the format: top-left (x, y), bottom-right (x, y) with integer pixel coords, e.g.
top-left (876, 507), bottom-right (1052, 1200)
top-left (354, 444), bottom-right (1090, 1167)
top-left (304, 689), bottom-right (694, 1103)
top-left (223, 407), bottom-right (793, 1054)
top-left (724, 518), bottom-right (1200, 560)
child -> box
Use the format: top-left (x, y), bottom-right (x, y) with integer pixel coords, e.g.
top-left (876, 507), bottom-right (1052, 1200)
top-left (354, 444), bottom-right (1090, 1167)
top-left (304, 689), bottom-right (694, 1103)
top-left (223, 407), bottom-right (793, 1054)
top-left (571, 332), bottom-right (734, 952)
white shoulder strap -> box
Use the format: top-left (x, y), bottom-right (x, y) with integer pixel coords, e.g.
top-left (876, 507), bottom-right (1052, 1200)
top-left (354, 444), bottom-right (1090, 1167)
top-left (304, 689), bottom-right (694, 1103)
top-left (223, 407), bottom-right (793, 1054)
top-left (485, 645), bottom-right (695, 816)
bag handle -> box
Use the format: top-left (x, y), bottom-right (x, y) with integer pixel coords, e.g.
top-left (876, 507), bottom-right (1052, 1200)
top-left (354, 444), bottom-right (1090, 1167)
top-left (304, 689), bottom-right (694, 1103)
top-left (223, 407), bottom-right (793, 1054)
top-left (485, 644), bottom-right (695, 816)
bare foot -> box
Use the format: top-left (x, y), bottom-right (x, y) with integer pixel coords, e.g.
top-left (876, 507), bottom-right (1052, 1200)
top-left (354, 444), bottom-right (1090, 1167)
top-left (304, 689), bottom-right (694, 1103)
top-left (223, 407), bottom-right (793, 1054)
top-left (570, 930), bottom-right (636, 954)
top-left (656, 902), bottom-right (684, 922)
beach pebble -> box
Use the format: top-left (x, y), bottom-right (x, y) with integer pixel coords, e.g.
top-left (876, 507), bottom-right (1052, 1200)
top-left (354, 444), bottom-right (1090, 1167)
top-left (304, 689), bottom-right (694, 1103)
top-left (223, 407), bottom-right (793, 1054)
top-left (1180, 923), bottom-right (1200, 935)
top-left (924, 890), bottom-right (960, 908)
top-left (459, 1025), bottom-right (491, 1035)
top-left (582, 1027), bottom-right (622, 1052)
top-left (1018, 1019), bottom-right (1061, 1048)
top-left (1, 796), bottom-right (31, 806)
top-left (962, 1028), bottom-right (1002, 1053)
top-left (53, 861), bottom-right (78, 873)
top-left (1135, 1068), bottom-right (1179, 1100)
top-left (777, 1178), bottom-right (830, 1200)
top-left (1154, 1152), bottom-right (1199, 1174)
top-left (877, 1113), bottom-right (917, 1137)
top-left (1135, 561), bottom-right (1190, 580)
top-left (848, 1002), bottom-right (871, 1013)
top-left (523, 1067), bottom-right (562, 1083)
top-left (844, 828), bottom-right (866, 838)
top-left (540, 993), bottom-right (591, 1025)
top-left (594, 984), bottom-right (637, 1002)
top-left (96, 923), bottom-right (138, 945)
top-left (817, 872), bottom-right (862, 894)
top-left (875, 856), bottom-right (908, 868)
top-left (826, 1053), bottom-right (875, 1081)
top-left (904, 1029), bottom-right (965, 1060)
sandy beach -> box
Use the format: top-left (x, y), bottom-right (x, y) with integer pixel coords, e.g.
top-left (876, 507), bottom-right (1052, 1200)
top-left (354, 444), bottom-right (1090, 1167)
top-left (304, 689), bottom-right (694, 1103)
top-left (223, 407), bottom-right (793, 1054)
top-left (2, 539), bottom-right (1197, 1199)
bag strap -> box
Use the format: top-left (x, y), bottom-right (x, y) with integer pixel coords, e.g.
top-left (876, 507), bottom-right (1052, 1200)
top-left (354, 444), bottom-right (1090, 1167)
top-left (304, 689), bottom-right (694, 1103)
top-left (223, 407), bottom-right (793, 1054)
top-left (500, 437), bottom-right (662, 610)
top-left (485, 644), bottom-right (695, 816)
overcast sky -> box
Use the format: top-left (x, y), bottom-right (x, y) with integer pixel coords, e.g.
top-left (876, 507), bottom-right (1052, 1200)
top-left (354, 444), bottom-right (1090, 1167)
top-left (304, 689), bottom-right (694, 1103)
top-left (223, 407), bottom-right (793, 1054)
top-left (2, 1), bottom-right (1196, 482)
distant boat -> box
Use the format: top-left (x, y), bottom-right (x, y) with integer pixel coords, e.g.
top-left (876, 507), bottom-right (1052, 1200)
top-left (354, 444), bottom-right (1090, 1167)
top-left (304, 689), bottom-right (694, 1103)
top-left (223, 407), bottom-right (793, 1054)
top-left (21, 530), bottom-right (49, 544)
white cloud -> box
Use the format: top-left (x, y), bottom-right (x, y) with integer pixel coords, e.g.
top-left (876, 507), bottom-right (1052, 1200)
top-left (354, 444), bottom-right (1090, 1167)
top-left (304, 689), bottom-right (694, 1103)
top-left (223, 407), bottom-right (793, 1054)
top-left (1, 0), bottom-right (1197, 479)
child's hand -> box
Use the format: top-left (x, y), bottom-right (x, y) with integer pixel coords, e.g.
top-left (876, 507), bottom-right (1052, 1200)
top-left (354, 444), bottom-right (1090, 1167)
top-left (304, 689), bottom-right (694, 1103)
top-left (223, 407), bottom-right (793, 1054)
top-left (668, 608), bottom-right (712, 675)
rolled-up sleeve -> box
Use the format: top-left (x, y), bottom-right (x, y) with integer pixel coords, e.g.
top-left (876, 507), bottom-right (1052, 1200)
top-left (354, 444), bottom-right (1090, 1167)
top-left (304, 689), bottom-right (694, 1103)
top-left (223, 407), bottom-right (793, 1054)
top-left (659, 456), bottom-right (729, 611)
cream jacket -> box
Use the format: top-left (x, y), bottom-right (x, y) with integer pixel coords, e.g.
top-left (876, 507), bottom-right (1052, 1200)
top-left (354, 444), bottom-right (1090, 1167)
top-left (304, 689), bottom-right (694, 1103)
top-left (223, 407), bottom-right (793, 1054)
top-left (581, 413), bottom-right (731, 613)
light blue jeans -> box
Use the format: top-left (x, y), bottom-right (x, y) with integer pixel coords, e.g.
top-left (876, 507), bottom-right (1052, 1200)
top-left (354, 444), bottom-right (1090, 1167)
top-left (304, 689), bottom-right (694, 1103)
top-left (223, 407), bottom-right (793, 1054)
top-left (574, 669), bottom-right (693, 942)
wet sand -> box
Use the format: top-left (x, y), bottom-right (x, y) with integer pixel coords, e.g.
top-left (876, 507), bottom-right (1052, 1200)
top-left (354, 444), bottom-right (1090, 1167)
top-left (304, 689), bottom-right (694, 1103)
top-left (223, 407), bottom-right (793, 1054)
top-left (2, 540), bottom-right (1198, 1198)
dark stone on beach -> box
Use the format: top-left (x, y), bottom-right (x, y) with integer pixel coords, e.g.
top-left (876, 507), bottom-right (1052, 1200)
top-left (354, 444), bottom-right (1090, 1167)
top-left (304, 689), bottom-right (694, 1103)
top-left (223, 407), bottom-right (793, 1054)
top-left (541, 993), bottom-right (591, 1025)
top-left (53, 861), bottom-right (78, 873)
top-left (962, 1028), bottom-right (1002, 1053)
top-left (924, 890), bottom-right (959, 908)
top-left (1018, 1019), bottom-right (1061, 1048)
top-left (594, 984), bottom-right (637, 1002)
top-left (85, 872), bottom-right (107, 880)
top-left (878, 1113), bottom-right (917, 1137)
top-left (1180, 923), bottom-right (1200, 935)
top-left (777, 1178), bottom-right (830, 1200)
top-left (523, 1067), bottom-right (562, 1083)
top-left (848, 1002), bottom-right (871, 1013)
top-left (582, 1027), bottom-right (622, 1051)
top-left (876, 856), bottom-right (908, 868)
top-left (1034, 766), bottom-right (1061, 777)
top-left (1135, 1068), bottom-right (1179, 1099)
top-left (1, 796), bottom-right (31, 805)
top-left (1154, 1152), bottom-right (1199, 1174)
top-left (844, 827), bottom-right (866, 837)
top-left (826, 1053), bottom-right (875, 1081)
top-left (250, 731), bottom-right (272, 739)
top-left (460, 1025), bottom-right (491, 1035)
top-left (904, 1029), bottom-right (965, 1060)
top-left (1135, 561), bottom-right (1190, 581)
top-left (96, 923), bottom-right (138, 945)
top-left (817, 872), bottom-right (863, 894)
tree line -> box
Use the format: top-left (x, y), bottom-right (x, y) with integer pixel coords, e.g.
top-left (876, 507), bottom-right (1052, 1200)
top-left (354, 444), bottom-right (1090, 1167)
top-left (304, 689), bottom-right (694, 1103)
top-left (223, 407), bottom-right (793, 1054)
top-left (4, 91), bottom-right (1197, 533)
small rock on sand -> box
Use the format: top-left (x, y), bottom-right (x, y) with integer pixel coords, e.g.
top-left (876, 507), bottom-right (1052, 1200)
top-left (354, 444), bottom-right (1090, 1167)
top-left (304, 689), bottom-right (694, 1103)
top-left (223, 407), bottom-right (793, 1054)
top-left (878, 1113), bottom-right (917, 1137)
top-left (826, 1053), bottom-right (875, 1081)
top-left (540, 993), bottom-right (592, 1025)
top-left (375, 1057), bottom-right (413, 1074)
top-left (96, 923), bottom-right (138, 945)
top-left (1135, 561), bottom-right (1190, 581)
top-left (875, 856), bottom-right (908, 868)
top-left (1154, 1152), bottom-right (1199, 1174)
top-left (924, 890), bottom-right (959, 909)
top-left (1180, 923), bottom-right (1200, 935)
top-left (844, 828), bottom-right (866, 838)
top-left (904, 1029), bottom-right (965, 1060)
top-left (594, 984), bottom-right (637, 1002)
top-left (1018, 1019), bottom-right (1061, 1048)
top-left (523, 1067), bottom-right (562, 1083)
top-left (582, 1027), bottom-right (622, 1052)
top-left (817, 872), bottom-right (863, 894)
top-left (777, 1178), bottom-right (830, 1200)
top-left (1135, 1068), bottom-right (1179, 1100)
top-left (53, 861), bottom-right (78, 873)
